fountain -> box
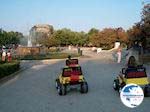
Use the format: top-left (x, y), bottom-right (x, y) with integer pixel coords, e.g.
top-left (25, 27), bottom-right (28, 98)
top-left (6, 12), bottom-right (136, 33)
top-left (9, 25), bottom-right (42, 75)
top-left (17, 34), bottom-right (40, 56)
top-left (27, 35), bottom-right (32, 47)
top-left (17, 24), bottom-right (52, 56)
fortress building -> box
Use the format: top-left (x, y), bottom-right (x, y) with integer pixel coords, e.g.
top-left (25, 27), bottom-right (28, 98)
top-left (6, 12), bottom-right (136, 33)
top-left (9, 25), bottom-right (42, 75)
top-left (29, 24), bottom-right (53, 46)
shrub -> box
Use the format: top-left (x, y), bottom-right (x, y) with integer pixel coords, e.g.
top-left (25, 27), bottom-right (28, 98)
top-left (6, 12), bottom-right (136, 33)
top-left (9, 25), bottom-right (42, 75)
top-left (14, 52), bottom-right (80, 60)
top-left (0, 61), bottom-right (20, 79)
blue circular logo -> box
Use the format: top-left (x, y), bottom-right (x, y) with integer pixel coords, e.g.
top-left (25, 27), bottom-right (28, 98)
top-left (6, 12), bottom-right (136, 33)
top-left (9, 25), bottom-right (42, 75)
top-left (120, 83), bottom-right (144, 108)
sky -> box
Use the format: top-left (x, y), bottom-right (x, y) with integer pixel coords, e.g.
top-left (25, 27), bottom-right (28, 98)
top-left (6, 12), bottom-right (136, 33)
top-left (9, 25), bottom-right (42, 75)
top-left (0, 0), bottom-right (146, 35)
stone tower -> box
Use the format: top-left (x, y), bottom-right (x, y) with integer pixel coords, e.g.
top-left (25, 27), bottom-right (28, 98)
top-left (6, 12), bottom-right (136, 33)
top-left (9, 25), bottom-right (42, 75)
top-left (29, 24), bottom-right (53, 46)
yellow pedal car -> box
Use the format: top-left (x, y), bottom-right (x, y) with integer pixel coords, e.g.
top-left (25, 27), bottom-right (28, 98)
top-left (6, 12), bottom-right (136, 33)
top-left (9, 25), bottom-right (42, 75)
top-left (55, 66), bottom-right (88, 95)
top-left (113, 66), bottom-right (150, 97)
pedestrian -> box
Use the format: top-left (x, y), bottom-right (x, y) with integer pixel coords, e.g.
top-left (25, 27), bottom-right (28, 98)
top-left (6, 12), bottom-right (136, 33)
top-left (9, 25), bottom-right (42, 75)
top-left (7, 52), bottom-right (12, 62)
top-left (117, 45), bottom-right (122, 63)
top-left (2, 51), bottom-right (6, 61)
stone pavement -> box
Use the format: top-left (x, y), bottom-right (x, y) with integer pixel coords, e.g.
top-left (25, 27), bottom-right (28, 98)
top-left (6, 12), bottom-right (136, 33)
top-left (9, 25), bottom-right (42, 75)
top-left (0, 49), bottom-right (150, 112)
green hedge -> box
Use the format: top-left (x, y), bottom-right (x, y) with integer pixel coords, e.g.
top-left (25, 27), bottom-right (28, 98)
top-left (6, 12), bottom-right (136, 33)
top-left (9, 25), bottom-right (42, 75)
top-left (0, 61), bottom-right (20, 79)
top-left (14, 53), bottom-right (80, 60)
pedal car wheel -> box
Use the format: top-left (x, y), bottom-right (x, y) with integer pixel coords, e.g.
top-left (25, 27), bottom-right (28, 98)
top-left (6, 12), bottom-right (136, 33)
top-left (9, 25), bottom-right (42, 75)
top-left (80, 82), bottom-right (88, 93)
top-left (118, 82), bottom-right (126, 93)
top-left (118, 87), bottom-right (122, 93)
top-left (55, 79), bottom-right (59, 89)
top-left (113, 79), bottom-right (119, 91)
top-left (144, 86), bottom-right (148, 97)
top-left (121, 82), bottom-right (126, 88)
top-left (58, 84), bottom-right (67, 95)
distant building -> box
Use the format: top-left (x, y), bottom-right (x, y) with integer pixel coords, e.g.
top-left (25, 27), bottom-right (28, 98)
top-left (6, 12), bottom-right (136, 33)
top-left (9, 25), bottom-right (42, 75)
top-left (29, 24), bottom-right (53, 46)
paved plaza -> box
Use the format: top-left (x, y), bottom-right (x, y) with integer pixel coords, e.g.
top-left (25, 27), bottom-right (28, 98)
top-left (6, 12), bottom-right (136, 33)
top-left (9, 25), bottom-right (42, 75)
top-left (0, 50), bottom-right (150, 112)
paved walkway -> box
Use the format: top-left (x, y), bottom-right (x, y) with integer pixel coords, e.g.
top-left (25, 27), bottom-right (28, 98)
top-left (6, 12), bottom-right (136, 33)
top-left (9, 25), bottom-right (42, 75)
top-left (0, 49), bottom-right (150, 112)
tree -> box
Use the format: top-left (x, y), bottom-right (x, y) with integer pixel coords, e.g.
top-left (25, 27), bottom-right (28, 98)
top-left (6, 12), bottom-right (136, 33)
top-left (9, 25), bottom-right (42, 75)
top-left (89, 28), bottom-right (127, 49)
top-left (88, 28), bottom-right (99, 35)
top-left (88, 28), bottom-right (99, 46)
top-left (127, 23), bottom-right (141, 42)
top-left (73, 31), bottom-right (88, 46)
top-left (0, 29), bottom-right (23, 46)
top-left (52, 29), bottom-right (72, 46)
top-left (127, 3), bottom-right (150, 48)
top-left (141, 4), bottom-right (150, 48)
top-left (141, 4), bottom-right (150, 24)
top-left (37, 34), bottom-right (60, 47)
top-left (99, 28), bottom-right (117, 49)
top-left (89, 33), bottom-right (100, 47)
top-left (52, 29), bottom-right (88, 46)
top-left (116, 27), bottom-right (128, 43)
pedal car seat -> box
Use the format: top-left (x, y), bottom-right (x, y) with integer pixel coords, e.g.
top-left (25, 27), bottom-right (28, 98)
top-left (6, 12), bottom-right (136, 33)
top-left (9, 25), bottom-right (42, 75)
top-left (125, 67), bottom-right (148, 85)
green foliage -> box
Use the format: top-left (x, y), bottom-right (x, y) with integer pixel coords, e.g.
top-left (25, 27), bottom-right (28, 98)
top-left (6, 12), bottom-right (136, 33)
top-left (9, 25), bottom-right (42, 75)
top-left (127, 3), bottom-right (150, 47)
top-left (0, 29), bottom-right (23, 46)
top-left (0, 61), bottom-right (20, 79)
top-left (37, 35), bottom-right (60, 47)
top-left (16, 53), bottom-right (80, 60)
top-left (36, 26), bottom-right (128, 49)
top-left (49, 53), bottom-right (80, 59)
top-left (88, 28), bottom-right (99, 35)
top-left (121, 43), bottom-right (127, 48)
top-left (37, 28), bottom-right (89, 47)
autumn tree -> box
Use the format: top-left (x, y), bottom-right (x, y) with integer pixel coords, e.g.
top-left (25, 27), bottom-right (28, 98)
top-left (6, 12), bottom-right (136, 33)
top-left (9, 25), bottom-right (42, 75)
top-left (99, 28), bottom-right (117, 49)
top-left (141, 4), bottom-right (150, 47)
top-left (89, 28), bottom-right (127, 49)
top-left (127, 3), bottom-right (150, 48)
top-left (116, 27), bottom-right (128, 43)
top-left (88, 28), bottom-right (99, 46)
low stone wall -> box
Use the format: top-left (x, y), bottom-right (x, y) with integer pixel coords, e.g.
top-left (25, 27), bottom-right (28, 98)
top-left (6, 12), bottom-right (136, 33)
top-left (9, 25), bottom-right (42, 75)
top-left (17, 46), bottom-right (40, 55)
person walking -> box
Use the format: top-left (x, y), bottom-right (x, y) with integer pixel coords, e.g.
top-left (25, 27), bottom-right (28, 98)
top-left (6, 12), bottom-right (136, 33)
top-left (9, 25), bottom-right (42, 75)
top-left (117, 46), bottom-right (122, 63)
top-left (2, 51), bottom-right (6, 61)
top-left (7, 52), bottom-right (12, 62)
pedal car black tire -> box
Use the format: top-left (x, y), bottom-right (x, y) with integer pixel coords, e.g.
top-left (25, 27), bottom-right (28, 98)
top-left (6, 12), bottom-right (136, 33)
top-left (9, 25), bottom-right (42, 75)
top-left (80, 82), bottom-right (88, 93)
top-left (118, 82), bottom-right (126, 93)
top-left (118, 86), bottom-right (122, 93)
top-left (55, 79), bottom-right (59, 89)
top-left (58, 84), bottom-right (67, 95)
top-left (144, 86), bottom-right (148, 97)
top-left (120, 82), bottom-right (126, 89)
top-left (113, 79), bottom-right (119, 91)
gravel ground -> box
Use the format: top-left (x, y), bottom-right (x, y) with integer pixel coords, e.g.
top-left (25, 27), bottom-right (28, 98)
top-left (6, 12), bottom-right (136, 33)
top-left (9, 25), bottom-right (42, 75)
top-left (0, 50), bottom-right (150, 112)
